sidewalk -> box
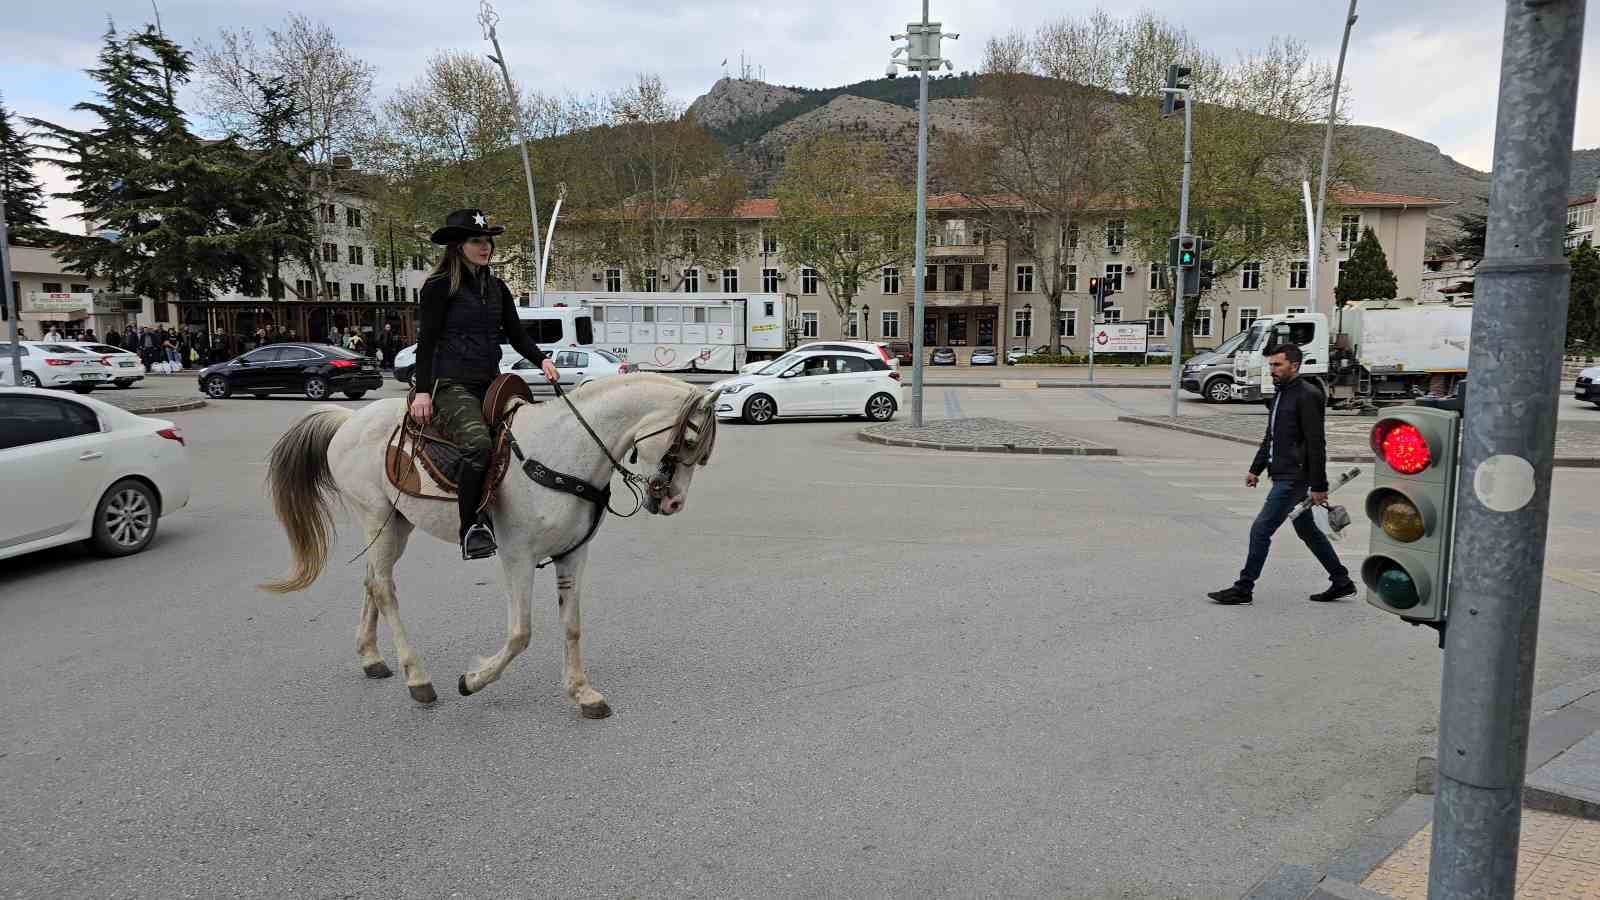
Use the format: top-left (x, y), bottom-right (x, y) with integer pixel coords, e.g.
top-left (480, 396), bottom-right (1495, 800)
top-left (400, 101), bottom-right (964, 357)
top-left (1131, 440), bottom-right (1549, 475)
top-left (1251, 675), bottom-right (1600, 899)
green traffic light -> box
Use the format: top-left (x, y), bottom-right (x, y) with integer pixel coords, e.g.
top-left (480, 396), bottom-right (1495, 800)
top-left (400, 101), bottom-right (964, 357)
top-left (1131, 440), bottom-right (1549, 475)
top-left (1180, 250), bottom-right (1195, 266)
top-left (1374, 565), bottom-right (1421, 610)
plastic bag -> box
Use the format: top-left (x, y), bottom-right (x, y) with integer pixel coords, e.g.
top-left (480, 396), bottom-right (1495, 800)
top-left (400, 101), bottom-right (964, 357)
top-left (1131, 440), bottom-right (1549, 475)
top-left (1312, 504), bottom-right (1350, 542)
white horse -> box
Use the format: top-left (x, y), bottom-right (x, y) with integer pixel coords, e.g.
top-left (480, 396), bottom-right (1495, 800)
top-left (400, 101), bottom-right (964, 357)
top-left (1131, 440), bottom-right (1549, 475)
top-left (259, 373), bottom-right (717, 716)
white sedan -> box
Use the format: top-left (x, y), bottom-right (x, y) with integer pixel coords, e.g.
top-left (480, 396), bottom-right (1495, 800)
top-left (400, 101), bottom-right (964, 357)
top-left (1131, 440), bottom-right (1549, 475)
top-left (505, 347), bottom-right (630, 389)
top-left (0, 341), bottom-right (112, 392)
top-left (712, 349), bottom-right (901, 424)
top-left (0, 387), bottom-right (191, 561)
top-left (63, 341), bottom-right (146, 388)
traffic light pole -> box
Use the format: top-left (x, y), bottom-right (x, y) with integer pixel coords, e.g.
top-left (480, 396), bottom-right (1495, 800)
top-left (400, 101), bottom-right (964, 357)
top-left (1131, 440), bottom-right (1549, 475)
top-left (909, 2), bottom-right (931, 428)
top-left (0, 184), bottom-right (21, 386)
top-left (1429, 4), bottom-right (1586, 898)
top-left (1087, 283), bottom-right (1096, 385)
top-left (1170, 92), bottom-right (1192, 418)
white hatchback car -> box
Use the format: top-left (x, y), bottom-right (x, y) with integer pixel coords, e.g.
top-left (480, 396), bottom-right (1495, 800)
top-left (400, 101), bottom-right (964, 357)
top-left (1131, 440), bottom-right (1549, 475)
top-left (0, 387), bottom-right (191, 561)
top-left (63, 341), bottom-right (146, 388)
top-left (0, 341), bottom-right (112, 392)
top-left (505, 346), bottom-right (630, 389)
top-left (712, 350), bottom-right (901, 424)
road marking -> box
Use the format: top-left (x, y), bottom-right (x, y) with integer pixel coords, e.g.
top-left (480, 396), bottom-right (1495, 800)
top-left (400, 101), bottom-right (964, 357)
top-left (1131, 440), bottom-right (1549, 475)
top-left (1548, 569), bottom-right (1600, 594)
top-left (1229, 507), bottom-right (1261, 516)
top-left (1194, 494), bottom-right (1234, 502)
top-left (811, 480), bottom-right (1090, 493)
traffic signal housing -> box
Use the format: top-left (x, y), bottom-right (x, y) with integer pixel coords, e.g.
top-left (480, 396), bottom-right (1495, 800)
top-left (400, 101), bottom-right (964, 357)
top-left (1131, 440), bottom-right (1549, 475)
top-left (1087, 276), bottom-right (1116, 313)
top-left (1362, 407), bottom-right (1462, 623)
top-left (1161, 64), bottom-right (1191, 118)
top-left (1179, 237), bottom-right (1215, 297)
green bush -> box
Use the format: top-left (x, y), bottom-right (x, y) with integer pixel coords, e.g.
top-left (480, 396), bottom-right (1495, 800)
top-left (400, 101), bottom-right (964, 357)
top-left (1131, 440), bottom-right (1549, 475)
top-left (1015, 353), bottom-right (1077, 365)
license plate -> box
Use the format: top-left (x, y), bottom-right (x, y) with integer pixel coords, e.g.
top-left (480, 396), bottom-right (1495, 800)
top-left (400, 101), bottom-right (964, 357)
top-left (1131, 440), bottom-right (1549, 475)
top-left (119, 361), bottom-right (137, 367)
top-left (79, 372), bottom-right (102, 381)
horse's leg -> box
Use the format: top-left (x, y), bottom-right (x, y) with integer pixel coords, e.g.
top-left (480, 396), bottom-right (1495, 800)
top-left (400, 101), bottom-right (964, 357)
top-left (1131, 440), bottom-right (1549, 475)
top-left (456, 542), bottom-right (535, 697)
top-left (364, 514), bottom-right (435, 703)
top-left (356, 584), bottom-right (390, 679)
top-left (556, 546), bottom-right (610, 719)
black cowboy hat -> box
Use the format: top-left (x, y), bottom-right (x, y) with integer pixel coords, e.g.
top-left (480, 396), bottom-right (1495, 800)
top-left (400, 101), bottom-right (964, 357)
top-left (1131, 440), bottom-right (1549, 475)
top-left (429, 208), bottom-right (506, 245)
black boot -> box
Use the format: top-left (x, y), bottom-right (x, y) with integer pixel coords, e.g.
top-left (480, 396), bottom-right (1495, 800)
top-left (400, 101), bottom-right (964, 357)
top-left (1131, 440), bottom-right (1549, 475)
top-left (456, 462), bottom-right (497, 560)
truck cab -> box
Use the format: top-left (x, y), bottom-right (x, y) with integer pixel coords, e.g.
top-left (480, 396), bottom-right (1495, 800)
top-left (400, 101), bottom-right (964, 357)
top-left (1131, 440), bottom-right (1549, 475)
top-left (1230, 313), bottom-right (1332, 402)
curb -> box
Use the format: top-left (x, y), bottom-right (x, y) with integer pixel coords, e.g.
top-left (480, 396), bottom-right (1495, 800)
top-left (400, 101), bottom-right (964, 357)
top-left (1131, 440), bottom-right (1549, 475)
top-left (856, 430), bottom-right (1117, 456)
top-left (1117, 415), bottom-right (1600, 469)
top-left (120, 399), bottom-right (208, 415)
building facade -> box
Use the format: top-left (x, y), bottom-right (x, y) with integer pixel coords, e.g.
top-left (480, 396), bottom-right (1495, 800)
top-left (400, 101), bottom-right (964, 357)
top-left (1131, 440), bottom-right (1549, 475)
top-left (1569, 186), bottom-right (1596, 251)
top-left (553, 190), bottom-right (1449, 354)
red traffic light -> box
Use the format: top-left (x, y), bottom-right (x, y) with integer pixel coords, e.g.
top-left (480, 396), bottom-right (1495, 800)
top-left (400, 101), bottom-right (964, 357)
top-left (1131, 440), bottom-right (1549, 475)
top-left (1372, 420), bottom-right (1432, 474)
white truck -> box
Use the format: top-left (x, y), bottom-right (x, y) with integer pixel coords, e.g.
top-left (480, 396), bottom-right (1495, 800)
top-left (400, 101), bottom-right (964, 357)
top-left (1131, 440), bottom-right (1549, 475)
top-left (542, 291), bottom-right (791, 373)
top-left (1231, 300), bottom-right (1473, 407)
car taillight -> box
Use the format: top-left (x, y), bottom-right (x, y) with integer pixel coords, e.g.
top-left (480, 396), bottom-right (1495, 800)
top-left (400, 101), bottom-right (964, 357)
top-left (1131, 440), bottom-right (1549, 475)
top-left (46, 358), bottom-right (75, 366)
top-left (877, 345), bottom-right (892, 363)
top-left (328, 359), bottom-right (358, 369)
top-left (889, 371), bottom-right (902, 381)
top-left (157, 426), bottom-right (185, 446)
top-left (101, 356), bottom-right (112, 366)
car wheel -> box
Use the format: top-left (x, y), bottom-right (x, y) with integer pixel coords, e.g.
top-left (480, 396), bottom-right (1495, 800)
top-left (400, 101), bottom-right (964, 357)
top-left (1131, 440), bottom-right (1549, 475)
top-left (19, 372), bottom-right (40, 387)
top-left (1204, 378), bottom-right (1233, 403)
top-left (344, 390), bottom-right (367, 400)
top-left (304, 376), bottom-right (330, 400)
top-left (866, 392), bottom-right (897, 422)
top-left (204, 375), bottom-right (232, 399)
top-left (91, 478), bottom-right (159, 557)
top-left (114, 380), bottom-right (134, 389)
top-left (743, 394), bottom-right (776, 424)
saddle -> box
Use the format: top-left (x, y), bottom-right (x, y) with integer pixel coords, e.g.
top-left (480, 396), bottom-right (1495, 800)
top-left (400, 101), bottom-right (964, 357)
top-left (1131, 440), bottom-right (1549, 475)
top-left (384, 374), bottom-right (535, 512)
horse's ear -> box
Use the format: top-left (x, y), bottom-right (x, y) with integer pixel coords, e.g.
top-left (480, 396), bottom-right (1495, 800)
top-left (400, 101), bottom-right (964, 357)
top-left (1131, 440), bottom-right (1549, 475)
top-left (629, 447), bottom-right (638, 465)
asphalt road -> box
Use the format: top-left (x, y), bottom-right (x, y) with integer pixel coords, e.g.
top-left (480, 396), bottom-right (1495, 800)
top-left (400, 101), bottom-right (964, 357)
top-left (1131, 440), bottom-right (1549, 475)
top-left (4, 383), bottom-right (1599, 899)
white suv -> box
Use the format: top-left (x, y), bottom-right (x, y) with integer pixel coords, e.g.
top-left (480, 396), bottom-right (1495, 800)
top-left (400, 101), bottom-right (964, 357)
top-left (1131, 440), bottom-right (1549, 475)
top-left (712, 350), bottom-right (901, 424)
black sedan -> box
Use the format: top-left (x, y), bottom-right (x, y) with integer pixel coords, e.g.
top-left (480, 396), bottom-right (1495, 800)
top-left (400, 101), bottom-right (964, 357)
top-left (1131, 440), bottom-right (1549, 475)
top-left (929, 347), bottom-right (957, 366)
top-left (197, 343), bottom-right (384, 400)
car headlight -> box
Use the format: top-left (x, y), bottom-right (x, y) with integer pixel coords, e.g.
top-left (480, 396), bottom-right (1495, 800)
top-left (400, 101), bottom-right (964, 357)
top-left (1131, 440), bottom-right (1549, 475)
top-left (721, 383), bottom-right (750, 395)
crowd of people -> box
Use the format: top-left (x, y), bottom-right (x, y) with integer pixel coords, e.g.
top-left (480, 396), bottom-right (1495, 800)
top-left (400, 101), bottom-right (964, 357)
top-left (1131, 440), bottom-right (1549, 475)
top-left (23, 320), bottom-right (408, 370)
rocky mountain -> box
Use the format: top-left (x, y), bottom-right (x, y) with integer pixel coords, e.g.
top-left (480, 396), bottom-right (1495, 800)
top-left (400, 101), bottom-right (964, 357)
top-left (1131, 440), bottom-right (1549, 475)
top-left (686, 78), bottom-right (803, 132)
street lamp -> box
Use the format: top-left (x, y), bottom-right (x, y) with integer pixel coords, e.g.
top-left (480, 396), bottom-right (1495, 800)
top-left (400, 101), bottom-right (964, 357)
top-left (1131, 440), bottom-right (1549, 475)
top-left (1023, 302), bottom-right (1031, 348)
top-left (1220, 300), bottom-right (1230, 339)
top-left (862, 302), bottom-right (870, 341)
top-left (887, 5), bottom-right (957, 427)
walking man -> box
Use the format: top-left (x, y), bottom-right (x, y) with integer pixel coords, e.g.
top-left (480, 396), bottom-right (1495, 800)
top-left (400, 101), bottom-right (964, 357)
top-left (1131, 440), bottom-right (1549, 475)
top-left (1208, 343), bottom-right (1356, 605)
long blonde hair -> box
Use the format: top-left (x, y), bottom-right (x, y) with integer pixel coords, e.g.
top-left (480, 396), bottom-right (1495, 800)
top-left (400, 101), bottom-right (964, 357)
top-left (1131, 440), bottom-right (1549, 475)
top-left (424, 240), bottom-right (494, 296)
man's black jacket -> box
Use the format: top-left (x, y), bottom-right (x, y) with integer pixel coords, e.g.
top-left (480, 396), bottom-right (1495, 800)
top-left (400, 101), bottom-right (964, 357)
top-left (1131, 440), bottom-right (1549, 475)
top-left (1249, 375), bottom-right (1329, 492)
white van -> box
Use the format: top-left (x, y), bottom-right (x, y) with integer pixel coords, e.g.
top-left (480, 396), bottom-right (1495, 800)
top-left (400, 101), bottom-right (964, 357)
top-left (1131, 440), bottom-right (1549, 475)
top-left (393, 304), bottom-right (596, 384)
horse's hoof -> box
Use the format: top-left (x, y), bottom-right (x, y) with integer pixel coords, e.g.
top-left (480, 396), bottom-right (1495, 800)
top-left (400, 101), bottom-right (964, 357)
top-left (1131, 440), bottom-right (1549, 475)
top-left (363, 661), bottom-right (393, 679)
top-left (409, 683), bottom-right (438, 704)
top-left (458, 674), bottom-right (477, 696)
top-left (580, 701), bottom-right (612, 719)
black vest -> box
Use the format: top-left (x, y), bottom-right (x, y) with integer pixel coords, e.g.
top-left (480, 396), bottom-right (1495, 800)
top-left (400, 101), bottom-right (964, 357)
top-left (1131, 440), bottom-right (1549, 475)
top-left (431, 271), bottom-right (504, 386)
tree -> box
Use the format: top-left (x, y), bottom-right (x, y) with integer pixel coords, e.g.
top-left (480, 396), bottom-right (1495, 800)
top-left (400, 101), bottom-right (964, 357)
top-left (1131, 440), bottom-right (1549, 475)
top-left (1444, 198), bottom-right (1488, 262)
top-left (556, 75), bottom-right (747, 292)
top-left (229, 72), bottom-right (318, 300)
top-left (1568, 241), bottom-right (1600, 350)
top-left (30, 24), bottom-right (272, 305)
top-left (0, 93), bottom-right (51, 246)
top-left (1335, 226), bottom-right (1398, 305)
top-left (939, 14), bottom-right (1127, 352)
top-left (771, 134), bottom-right (914, 331)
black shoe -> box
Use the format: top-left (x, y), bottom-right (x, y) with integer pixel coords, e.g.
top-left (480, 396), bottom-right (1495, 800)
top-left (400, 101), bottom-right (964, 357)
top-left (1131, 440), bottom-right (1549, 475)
top-left (1310, 581), bottom-right (1358, 603)
top-left (461, 521), bottom-right (498, 560)
top-left (1207, 587), bottom-right (1254, 605)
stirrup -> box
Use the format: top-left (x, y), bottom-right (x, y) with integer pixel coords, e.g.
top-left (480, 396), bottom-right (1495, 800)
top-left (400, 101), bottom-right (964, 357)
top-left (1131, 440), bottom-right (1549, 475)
top-left (461, 522), bottom-right (498, 560)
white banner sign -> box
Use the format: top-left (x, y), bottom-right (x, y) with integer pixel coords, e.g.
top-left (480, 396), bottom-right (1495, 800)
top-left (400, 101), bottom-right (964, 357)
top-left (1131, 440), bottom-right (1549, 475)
top-left (1092, 322), bottom-right (1149, 354)
top-left (28, 292), bottom-right (93, 313)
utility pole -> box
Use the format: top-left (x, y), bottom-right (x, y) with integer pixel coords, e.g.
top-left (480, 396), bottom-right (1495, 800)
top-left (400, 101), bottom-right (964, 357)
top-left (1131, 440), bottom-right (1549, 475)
top-left (1309, 0), bottom-right (1359, 314)
top-left (479, 1), bottom-right (547, 307)
top-left (1429, 3), bottom-right (1586, 897)
top-left (1161, 67), bottom-right (1193, 418)
top-left (1, 184), bottom-right (21, 385)
top-left (889, 3), bottom-right (956, 428)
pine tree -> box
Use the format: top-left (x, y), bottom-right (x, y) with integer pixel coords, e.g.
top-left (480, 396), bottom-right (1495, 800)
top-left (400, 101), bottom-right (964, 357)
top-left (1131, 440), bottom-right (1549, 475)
top-left (220, 72), bottom-right (317, 300)
top-left (0, 93), bottom-right (51, 246)
top-left (1568, 241), bottom-right (1600, 351)
top-left (1335, 226), bottom-right (1399, 306)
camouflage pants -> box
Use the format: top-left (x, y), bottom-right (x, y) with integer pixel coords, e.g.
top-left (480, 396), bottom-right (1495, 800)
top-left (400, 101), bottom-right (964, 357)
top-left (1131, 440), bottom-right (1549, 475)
top-left (431, 380), bottom-right (492, 466)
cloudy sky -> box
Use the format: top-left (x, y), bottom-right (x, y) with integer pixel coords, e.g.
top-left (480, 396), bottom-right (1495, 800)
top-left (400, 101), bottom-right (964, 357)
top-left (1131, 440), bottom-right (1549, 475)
top-left (3, 1), bottom-right (1597, 230)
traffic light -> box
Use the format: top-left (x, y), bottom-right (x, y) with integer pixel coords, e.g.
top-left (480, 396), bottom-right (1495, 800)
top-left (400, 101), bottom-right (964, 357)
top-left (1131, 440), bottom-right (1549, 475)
top-left (1161, 64), bottom-right (1192, 118)
top-left (1179, 236), bottom-right (1214, 297)
top-left (1362, 407), bottom-right (1462, 623)
top-left (1087, 276), bottom-right (1116, 313)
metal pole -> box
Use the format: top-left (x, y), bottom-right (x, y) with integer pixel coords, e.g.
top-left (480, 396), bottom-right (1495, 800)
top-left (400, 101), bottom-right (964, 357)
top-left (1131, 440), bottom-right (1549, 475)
top-left (909, 0), bottom-right (931, 428)
top-left (480, 4), bottom-right (545, 308)
top-left (1302, 178), bottom-right (1317, 302)
top-left (1311, 0), bottom-right (1358, 317)
top-left (1429, 4), bottom-right (1586, 898)
top-left (1170, 90), bottom-right (1192, 418)
top-left (0, 184), bottom-right (21, 385)
top-left (1088, 284), bottom-right (1096, 384)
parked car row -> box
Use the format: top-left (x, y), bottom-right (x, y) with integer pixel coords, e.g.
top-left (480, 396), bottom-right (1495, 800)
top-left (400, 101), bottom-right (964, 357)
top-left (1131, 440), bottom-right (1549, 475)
top-left (0, 341), bottom-right (141, 392)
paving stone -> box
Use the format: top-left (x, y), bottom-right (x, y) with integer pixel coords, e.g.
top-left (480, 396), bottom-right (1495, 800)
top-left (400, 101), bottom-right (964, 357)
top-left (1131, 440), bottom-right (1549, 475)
top-left (860, 417), bottom-right (1114, 455)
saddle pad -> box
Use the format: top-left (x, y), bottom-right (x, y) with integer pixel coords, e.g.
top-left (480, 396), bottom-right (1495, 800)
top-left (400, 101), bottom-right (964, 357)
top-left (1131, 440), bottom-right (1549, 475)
top-left (385, 404), bottom-right (522, 512)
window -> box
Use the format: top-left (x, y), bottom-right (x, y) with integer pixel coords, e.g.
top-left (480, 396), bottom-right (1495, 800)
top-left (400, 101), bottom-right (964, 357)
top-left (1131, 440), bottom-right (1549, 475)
top-left (350, 283), bottom-right (367, 302)
top-left (644, 268), bottom-right (659, 292)
top-left (324, 281), bottom-right (341, 300)
top-left (1064, 265), bottom-right (1078, 292)
top-left (1238, 306), bottom-right (1260, 333)
top-left (1191, 307), bottom-right (1213, 337)
top-left (1288, 261), bottom-right (1308, 290)
top-left (681, 228), bottom-right (698, 254)
top-left (320, 203), bottom-right (336, 224)
top-left (842, 231), bottom-right (861, 252)
top-left (41, 281), bottom-right (63, 293)
top-left (801, 311), bottom-right (818, 338)
top-left (411, 254), bottom-right (426, 271)
top-left (763, 268), bottom-right (780, 292)
top-left (948, 313), bottom-right (968, 345)
top-left (1102, 307), bottom-right (1122, 323)
top-left (1059, 309), bottom-right (1077, 338)
top-left (1064, 222), bottom-right (1080, 250)
top-left (322, 243), bottom-right (338, 263)
top-left (346, 208), bottom-right (362, 228)
top-left (376, 285), bottom-right (389, 303)
top-left (1104, 218), bottom-right (1126, 250)
top-left (720, 229), bottom-right (738, 256)
top-left (1015, 265), bottom-right (1034, 292)
top-left (801, 267), bottom-right (818, 295)
top-left (1340, 214), bottom-right (1361, 246)
top-left (1241, 262), bottom-right (1262, 291)
top-left (70, 283), bottom-right (89, 293)
top-left (762, 231), bottom-right (778, 254)
top-left (1285, 306), bottom-right (1308, 314)
top-left (1149, 311), bottom-right (1167, 337)
top-left (1148, 265), bottom-right (1167, 291)
top-left (971, 263), bottom-right (989, 291)
top-left (681, 268), bottom-right (699, 292)
top-left (882, 266), bottom-right (900, 294)
top-left (943, 264), bottom-right (965, 292)
top-left (942, 219), bottom-right (967, 246)
top-left (1013, 307), bottom-right (1033, 339)
top-left (0, 395), bottom-right (101, 449)
top-left (412, 288), bottom-right (419, 302)
top-left (155, 302), bottom-right (170, 323)
top-left (881, 310), bottom-right (900, 338)
top-left (845, 312), bottom-right (859, 338)
top-left (882, 229), bottom-right (900, 252)
top-left (1243, 217), bottom-right (1265, 242)
top-left (722, 268), bottom-right (739, 292)
top-left (295, 279), bottom-right (315, 299)
top-left (1104, 263), bottom-right (1123, 292)
top-left (605, 268), bottom-right (622, 292)
top-left (348, 246), bottom-right (364, 266)
top-left (924, 316), bottom-right (937, 346)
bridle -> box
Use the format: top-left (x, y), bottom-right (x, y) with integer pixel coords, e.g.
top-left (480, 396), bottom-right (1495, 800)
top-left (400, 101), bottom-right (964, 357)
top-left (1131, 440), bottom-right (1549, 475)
top-left (548, 381), bottom-right (715, 516)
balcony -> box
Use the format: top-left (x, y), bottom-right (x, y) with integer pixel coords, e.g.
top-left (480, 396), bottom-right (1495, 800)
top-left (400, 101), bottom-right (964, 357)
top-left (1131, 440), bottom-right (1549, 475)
top-left (928, 243), bottom-right (992, 262)
top-left (923, 290), bottom-right (998, 308)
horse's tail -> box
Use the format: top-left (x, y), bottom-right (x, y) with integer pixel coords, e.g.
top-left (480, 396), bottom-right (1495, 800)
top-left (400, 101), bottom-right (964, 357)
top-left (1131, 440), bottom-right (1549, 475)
top-left (259, 406), bottom-right (353, 594)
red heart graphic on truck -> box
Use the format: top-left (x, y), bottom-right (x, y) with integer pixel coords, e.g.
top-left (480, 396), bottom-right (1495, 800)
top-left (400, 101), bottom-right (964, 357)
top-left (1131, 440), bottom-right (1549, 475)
top-left (654, 347), bottom-right (677, 367)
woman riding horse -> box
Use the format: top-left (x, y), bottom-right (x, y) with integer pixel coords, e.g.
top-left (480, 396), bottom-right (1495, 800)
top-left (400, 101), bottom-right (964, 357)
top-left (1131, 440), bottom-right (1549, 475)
top-left (409, 209), bottom-right (560, 560)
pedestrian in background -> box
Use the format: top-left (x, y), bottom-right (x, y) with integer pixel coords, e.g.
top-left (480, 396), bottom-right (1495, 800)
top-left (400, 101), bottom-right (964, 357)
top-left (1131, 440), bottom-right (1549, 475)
top-left (1208, 343), bottom-right (1356, 606)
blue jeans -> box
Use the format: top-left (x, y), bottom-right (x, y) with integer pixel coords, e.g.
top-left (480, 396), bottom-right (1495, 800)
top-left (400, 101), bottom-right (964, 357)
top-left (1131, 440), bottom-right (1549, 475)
top-left (1236, 479), bottom-right (1350, 592)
